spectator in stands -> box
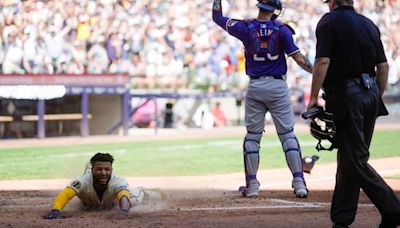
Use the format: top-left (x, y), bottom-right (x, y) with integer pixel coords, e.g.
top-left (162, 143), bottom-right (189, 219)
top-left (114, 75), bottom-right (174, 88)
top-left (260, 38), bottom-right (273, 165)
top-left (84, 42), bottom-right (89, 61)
top-left (35, 36), bottom-right (51, 74)
top-left (388, 49), bottom-right (400, 84)
top-left (128, 53), bottom-right (147, 88)
top-left (87, 35), bottom-right (109, 74)
top-left (289, 77), bottom-right (306, 116)
top-left (43, 25), bottom-right (68, 72)
top-left (211, 101), bottom-right (228, 127)
top-left (106, 33), bottom-right (126, 63)
top-left (2, 32), bottom-right (24, 74)
top-left (22, 27), bottom-right (40, 74)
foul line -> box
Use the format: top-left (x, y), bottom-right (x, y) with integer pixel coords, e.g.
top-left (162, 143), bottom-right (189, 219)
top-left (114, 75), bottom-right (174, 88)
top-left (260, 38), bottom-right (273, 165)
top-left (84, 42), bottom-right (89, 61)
top-left (2, 200), bottom-right (374, 212)
top-left (174, 199), bottom-right (324, 212)
top-left (174, 203), bottom-right (374, 212)
top-left (0, 204), bottom-right (50, 209)
top-left (173, 198), bottom-right (374, 212)
top-left (174, 204), bottom-right (323, 212)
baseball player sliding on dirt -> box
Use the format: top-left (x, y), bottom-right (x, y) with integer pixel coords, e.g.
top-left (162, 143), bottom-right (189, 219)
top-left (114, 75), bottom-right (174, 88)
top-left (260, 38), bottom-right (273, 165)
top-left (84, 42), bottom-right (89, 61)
top-left (212, 0), bottom-right (313, 198)
top-left (43, 153), bottom-right (165, 219)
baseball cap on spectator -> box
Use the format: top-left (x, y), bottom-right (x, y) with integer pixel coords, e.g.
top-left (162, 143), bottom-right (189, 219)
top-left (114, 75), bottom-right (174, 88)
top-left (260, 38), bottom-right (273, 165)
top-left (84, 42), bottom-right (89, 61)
top-left (24, 27), bottom-right (31, 34)
top-left (96, 35), bottom-right (105, 43)
top-left (79, 15), bottom-right (89, 22)
top-left (49, 26), bottom-right (57, 33)
top-left (74, 40), bottom-right (85, 47)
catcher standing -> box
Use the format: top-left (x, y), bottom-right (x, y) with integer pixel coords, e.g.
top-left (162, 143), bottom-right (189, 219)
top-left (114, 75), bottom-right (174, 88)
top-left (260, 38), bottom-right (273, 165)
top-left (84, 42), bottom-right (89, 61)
top-left (43, 153), bottom-right (164, 219)
top-left (308, 0), bottom-right (400, 227)
top-left (212, 0), bottom-right (313, 198)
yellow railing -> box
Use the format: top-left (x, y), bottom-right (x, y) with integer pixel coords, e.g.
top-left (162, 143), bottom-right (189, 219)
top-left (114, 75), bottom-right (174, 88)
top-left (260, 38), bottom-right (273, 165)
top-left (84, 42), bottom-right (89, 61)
top-left (0, 114), bottom-right (92, 122)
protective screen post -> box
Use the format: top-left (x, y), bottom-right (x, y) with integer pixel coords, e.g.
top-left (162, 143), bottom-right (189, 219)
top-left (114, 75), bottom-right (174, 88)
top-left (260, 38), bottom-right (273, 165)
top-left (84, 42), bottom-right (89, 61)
top-left (164, 102), bottom-right (174, 128)
top-left (81, 92), bottom-right (89, 137)
top-left (236, 97), bottom-right (243, 125)
top-left (122, 91), bottom-right (131, 136)
top-left (37, 99), bottom-right (45, 138)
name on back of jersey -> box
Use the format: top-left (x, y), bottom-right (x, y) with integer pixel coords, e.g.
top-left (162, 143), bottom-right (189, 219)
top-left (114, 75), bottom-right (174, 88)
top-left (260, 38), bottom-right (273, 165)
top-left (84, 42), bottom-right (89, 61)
top-left (259, 29), bottom-right (273, 36)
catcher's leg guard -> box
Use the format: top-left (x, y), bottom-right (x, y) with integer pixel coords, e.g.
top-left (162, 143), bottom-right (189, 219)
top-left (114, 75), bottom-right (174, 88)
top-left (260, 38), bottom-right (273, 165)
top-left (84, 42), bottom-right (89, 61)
top-left (278, 129), bottom-right (308, 198)
top-left (243, 131), bottom-right (262, 187)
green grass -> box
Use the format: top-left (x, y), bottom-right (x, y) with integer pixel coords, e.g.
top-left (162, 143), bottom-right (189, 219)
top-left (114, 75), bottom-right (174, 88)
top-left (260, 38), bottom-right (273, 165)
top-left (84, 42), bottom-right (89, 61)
top-left (0, 130), bottom-right (399, 180)
top-left (386, 176), bottom-right (400, 180)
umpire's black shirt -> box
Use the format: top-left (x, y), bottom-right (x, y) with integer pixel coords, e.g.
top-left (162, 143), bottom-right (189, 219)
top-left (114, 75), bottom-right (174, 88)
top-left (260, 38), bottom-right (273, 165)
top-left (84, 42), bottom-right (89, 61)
top-left (315, 6), bottom-right (387, 89)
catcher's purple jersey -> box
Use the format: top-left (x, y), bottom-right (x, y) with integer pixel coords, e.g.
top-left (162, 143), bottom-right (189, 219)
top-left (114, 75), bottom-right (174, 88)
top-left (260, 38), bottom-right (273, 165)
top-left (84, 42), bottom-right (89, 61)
top-left (213, 11), bottom-right (299, 77)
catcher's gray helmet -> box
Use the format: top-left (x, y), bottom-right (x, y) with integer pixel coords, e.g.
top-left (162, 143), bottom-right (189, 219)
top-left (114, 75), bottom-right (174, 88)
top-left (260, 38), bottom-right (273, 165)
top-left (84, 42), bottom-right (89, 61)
top-left (257, 0), bottom-right (283, 11)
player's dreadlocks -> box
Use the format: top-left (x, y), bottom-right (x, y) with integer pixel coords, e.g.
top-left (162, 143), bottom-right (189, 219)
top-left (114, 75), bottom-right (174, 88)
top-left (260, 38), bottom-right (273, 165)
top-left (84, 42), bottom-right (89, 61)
top-left (90, 153), bottom-right (114, 165)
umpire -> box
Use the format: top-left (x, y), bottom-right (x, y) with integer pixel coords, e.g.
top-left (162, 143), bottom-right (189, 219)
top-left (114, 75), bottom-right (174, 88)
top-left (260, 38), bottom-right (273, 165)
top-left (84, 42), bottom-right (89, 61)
top-left (307, 0), bottom-right (400, 227)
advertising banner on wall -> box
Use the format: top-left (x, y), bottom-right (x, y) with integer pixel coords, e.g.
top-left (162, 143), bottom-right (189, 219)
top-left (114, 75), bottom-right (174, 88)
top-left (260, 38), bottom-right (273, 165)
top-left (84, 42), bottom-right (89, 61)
top-left (0, 74), bottom-right (130, 99)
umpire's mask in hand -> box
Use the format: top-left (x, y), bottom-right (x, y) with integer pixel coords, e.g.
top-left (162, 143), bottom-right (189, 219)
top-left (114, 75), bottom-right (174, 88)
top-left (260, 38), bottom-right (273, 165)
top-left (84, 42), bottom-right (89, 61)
top-left (310, 111), bottom-right (336, 151)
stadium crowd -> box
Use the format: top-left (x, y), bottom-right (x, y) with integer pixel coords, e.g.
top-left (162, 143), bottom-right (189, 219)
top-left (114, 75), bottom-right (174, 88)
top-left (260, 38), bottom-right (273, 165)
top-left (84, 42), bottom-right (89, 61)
top-left (0, 0), bottom-right (399, 91)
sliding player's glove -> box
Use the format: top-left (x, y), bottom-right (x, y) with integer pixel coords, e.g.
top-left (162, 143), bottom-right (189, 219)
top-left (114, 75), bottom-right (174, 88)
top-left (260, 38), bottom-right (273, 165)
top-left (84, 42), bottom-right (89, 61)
top-left (43, 209), bottom-right (65, 219)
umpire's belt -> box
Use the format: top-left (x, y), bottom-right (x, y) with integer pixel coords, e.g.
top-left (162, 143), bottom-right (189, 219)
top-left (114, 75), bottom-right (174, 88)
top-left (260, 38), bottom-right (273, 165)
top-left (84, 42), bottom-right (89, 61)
top-left (324, 75), bottom-right (376, 93)
top-left (250, 75), bottom-right (286, 80)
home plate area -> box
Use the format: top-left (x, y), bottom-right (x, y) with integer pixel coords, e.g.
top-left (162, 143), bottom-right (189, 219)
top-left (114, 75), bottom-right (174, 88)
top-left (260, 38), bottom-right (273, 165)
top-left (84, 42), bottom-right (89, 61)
top-left (158, 189), bottom-right (380, 228)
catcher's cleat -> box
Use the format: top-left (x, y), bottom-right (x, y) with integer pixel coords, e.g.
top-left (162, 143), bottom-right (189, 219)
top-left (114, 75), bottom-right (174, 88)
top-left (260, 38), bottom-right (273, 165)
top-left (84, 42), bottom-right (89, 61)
top-left (295, 188), bottom-right (308, 198)
top-left (302, 155), bottom-right (319, 174)
top-left (131, 187), bottom-right (167, 206)
top-left (239, 183), bottom-right (259, 197)
top-left (130, 188), bottom-right (148, 205)
top-left (145, 188), bottom-right (168, 201)
top-left (292, 177), bottom-right (308, 198)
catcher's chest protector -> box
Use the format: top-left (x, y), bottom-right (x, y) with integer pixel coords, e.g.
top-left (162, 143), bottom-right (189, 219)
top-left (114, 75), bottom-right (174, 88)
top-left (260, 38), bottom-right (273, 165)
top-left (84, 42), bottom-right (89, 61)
top-left (245, 19), bottom-right (282, 59)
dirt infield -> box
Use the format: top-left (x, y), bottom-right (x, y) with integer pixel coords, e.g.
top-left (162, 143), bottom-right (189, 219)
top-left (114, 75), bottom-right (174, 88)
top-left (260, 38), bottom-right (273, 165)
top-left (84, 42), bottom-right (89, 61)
top-left (1, 157), bottom-right (400, 228)
top-left (0, 189), bottom-right (389, 228)
top-left (1, 122), bottom-right (400, 227)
